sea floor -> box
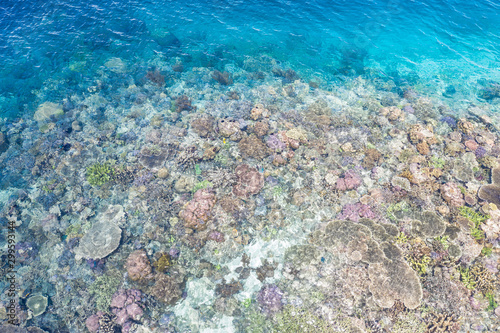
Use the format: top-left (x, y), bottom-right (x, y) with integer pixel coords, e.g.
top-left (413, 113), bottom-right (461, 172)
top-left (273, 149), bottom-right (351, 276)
top-left (1, 54), bottom-right (500, 332)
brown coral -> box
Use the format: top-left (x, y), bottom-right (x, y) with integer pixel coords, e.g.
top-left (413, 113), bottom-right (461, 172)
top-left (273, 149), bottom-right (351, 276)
top-left (175, 95), bottom-right (194, 112)
top-left (362, 148), bottom-right (382, 168)
top-left (238, 134), bottom-right (269, 160)
top-left (478, 166), bottom-right (500, 206)
top-left (457, 118), bottom-right (474, 134)
top-left (426, 312), bottom-right (460, 333)
top-left (253, 121), bottom-right (269, 137)
top-left (232, 164), bottom-right (264, 198)
top-left (218, 118), bottom-right (242, 141)
top-left (126, 250), bottom-right (152, 282)
top-left (250, 103), bottom-right (267, 120)
top-left (212, 70), bottom-right (233, 85)
top-left (379, 106), bottom-right (403, 121)
top-left (150, 274), bottom-right (183, 305)
top-left (191, 116), bottom-right (214, 138)
top-left (179, 189), bottom-right (216, 231)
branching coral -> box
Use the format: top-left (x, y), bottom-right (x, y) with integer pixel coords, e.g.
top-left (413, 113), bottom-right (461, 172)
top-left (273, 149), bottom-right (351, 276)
top-left (86, 163), bottom-right (115, 186)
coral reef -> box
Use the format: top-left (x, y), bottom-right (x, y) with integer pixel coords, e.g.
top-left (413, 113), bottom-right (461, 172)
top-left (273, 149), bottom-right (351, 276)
top-left (150, 274), bottom-right (184, 305)
top-left (26, 295), bottom-right (48, 317)
top-left (212, 70), bottom-right (233, 85)
top-left (191, 116), bottom-right (215, 138)
top-left (336, 169), bottom-right (362, 191)
top-left (440, 182), bottom-right (465, 207)
top-left (110, 289), bottom-right (144, 326)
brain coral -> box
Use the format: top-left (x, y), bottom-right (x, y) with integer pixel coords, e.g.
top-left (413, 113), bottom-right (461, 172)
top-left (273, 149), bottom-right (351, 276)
top-left (310, 219), bottom-right (422, 309)
top-left (74, 221), bottom-right (122, 260)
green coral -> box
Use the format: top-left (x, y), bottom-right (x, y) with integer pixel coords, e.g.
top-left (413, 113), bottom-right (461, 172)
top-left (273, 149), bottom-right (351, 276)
top-left (191, 180), bottom-right (213, 193)
top-left (485, 292), bottom-right (498, 311)
top-left (481, 246), bottom-right (492, 257)
top-left (408, 254), bottom-right (431, 276)
top-left (429, 156), bottom-right (446, 169)
top-left (457, 266), bottom-right (476, 290)
top-left (214, 152), bottom-right (230, 165)
top-left (243, 308), bottom-right (271, 333)
top-left (458, 207), bottom-right (489, 241)
top-left (194, 164), bottom-right (202, 175)
top-left (434, 235), bottom-right (450, 250)
top-left (395, 232), bottom-right (409, 244)
top-left (392, 313), bottom-right (426, 333)
top-left (88, 272), bottom-right (121, 312)
top-left (86, 163), bottom-right (115, 186)
top-left (386, 201), bottom-right (410, 221)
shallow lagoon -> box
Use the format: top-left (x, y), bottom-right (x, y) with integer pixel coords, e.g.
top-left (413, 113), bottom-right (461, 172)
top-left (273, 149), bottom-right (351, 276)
top-left (1, 1), bottom-right (500, 332)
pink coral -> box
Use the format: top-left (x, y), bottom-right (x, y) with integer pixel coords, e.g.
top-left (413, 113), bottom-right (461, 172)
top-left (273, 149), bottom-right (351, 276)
top-left (335, 169), bottom-right (362, 191)
top-left (440, 182), bottom-right (465, 207)
top-left (232, 164), bottom-right (264, 198)
top-left (125, 249), bottom-right (152, 281)
top-left (337, 203), bottom-right (377, 222)
top-left (85, 313), bottom-right (103, 332)
top-left (179, 189), bottom-right (216, 230)
top-left (110, 289), bottom-right (144, 327)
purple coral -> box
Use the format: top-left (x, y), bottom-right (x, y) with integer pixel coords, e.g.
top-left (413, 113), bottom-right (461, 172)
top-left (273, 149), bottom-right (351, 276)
top-left (15, 242), bottom-right (38, 264)
top-left (208, 231), bottom-right (225, 243)
top-left (257, 284), bottom-right (283, 315)
top-left (133, 172), bottom-right (154, 187)
top-left (403, 105), bottom-right (415, 114)
top-left (475, 146), bottom-right (487, 159)
top-left (110, 289), bottom-right (144, 329)
top-left (266, 134), bottom-right (286, 152)
top-left (440, 116), bottom-right (457, 128)
top-left (337, 203), bottom-right (377, 222)
top-left (336, 169), bottom-right (362, 191)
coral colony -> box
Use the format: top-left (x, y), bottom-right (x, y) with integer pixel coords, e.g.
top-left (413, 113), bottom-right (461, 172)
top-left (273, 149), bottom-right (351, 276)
top-left (1, 11), bottom-right (500, 333)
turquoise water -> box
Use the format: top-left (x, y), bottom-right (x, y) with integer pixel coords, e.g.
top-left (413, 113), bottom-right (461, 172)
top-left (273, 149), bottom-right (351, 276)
top-left (1, 0), bottom-right (499, 118)
top-left (2, 1), bottom-right (500, 332)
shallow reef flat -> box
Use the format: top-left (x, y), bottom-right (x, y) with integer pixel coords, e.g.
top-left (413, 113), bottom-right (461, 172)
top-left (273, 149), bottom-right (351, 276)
top-left (1, 55), bottom-right (500, 332)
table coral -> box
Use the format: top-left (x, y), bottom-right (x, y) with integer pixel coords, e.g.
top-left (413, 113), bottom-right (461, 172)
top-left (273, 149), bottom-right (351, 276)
top-left (310, 219), bottom-right (422, 309)
top-left (74, 221), bottom-right (122, 260)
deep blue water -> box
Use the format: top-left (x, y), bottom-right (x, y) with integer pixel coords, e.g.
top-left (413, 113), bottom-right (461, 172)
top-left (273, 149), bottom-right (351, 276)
top-left (1, 0), bottom-right (499, 118)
